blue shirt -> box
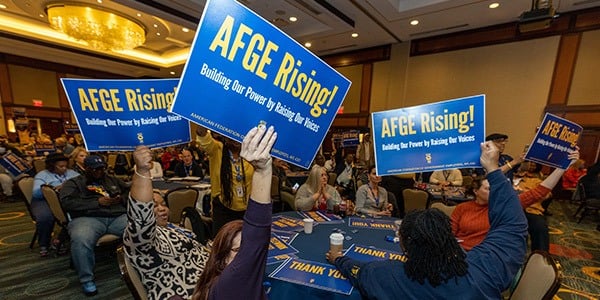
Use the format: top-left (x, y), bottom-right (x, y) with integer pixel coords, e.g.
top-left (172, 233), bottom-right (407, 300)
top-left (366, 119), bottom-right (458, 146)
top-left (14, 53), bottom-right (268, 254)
top-left (335, 170), bottom-right (527, 299)
top-left (32, 169), bottom-right (80, 200)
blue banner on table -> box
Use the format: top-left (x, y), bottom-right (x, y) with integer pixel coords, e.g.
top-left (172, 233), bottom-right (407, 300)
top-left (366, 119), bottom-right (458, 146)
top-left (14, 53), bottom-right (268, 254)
top-left (34, 143), bottom-right (56, 156)
top-left (0, 152), bottom-right (32, 177)
top-left (298, 210), bottom-right (343, 224)
top-left (269, 258), bottom-right (353, 295)
top-left (169, 0), bottom-right (350, 169)
top-left (272, 230), bottom-right (299, 244)
top-left (269, 233), bottom-right (299, 258)
top-left (344, 244), bottom-right (406, 262)
top-left (61, 78), bottom-right (190, 151)
top-left (267, 254), bottom-right (297, 265)
top-left (524, 113), bottom-right (582, 169)
top-left (272, 216), bottom-right (305, 232)
top-left (348, 217), bottom-right (397, 230)
top-left (372, 95), bottom-right (485, 175)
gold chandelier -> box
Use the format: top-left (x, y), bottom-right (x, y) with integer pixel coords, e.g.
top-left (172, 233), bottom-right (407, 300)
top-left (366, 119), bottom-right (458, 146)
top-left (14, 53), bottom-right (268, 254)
top-left (47, 4), bottom-right (146, 51)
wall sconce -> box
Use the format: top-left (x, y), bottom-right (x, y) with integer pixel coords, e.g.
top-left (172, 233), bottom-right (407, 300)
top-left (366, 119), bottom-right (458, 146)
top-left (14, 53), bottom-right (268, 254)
top-left (7, 119), bottom-right (16, 133)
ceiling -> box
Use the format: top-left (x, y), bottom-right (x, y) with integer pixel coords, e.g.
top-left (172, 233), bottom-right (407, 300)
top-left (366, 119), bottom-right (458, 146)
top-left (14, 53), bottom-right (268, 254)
top-left (0, 0), bottom-right (598, 78)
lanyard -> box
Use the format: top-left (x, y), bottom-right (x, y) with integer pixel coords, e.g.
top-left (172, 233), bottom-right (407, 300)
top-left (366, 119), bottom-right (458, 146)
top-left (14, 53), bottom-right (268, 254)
top-left (369, 184), bottom-right (380, 206)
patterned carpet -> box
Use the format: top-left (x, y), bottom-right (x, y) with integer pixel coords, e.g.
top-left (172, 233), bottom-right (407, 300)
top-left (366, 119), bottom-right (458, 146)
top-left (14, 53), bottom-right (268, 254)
top-left (0, 197), bottom-right (599, 299)
top-left (0, 201), bottom-right (130, 300)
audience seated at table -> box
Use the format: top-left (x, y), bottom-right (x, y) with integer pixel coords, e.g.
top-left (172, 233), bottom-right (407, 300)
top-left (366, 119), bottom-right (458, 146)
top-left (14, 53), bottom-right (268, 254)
top-left (516, 161), bottom-right (545, 179)
top-left (326, 141), bottom-right (527, 299)
top-left (173, 148), bottom-right (204, 179)
top-left (124, 145), bottom-right (210, 300)
top-left (59, 155), bottom-right (129, 296)
top-left (334, 150), bottom-right (356, 200)
top-left (191, 125), bottom-right (276, 300)
top-left (355, 165), bottom-right (392, 217)
top-left (429, 169), bottom-right (463, 186)
top-left (452, 148), bottom-right (579, 252)
top-left (32, 153), bottom-right (80, 257)
top-left (161, 146), bottom-right (180, 173)
top-left (196, 127), bottom-right (254, 237)
top-left (562, 159), bottom-right (586, 189)
top-left (295, 165), bottom-right (342, 211)
top-left (54, 136), bottom-right (75, 156)
top-left (70, 147), bottom-right (88, 175)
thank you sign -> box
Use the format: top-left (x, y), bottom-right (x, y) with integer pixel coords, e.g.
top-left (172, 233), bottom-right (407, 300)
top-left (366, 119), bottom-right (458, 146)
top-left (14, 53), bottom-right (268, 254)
top-left (170, 0), bottom-right (350, 169)
top-left (372, 95), bottom-right (485, 175)
top-left (61, 78), bottom-right (190, 151)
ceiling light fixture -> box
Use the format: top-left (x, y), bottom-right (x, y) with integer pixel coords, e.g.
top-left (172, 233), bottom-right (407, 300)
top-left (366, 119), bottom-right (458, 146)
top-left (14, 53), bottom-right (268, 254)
top-left (489, 3), bottom-right (500, 9)
top-left (289, 16), bottom-right (297, 22)
top-left (47, 4), bottom-right (146, 51)
top-left (304, 42), bottom-right (312, 48)
top-left (170, 71), bottom-right (175, 75)
top-left (351, 33), bottom-right (358, 38)
top-left (0, 4), bottom-right (7, 9)
top-left (182, 27), bottom-right (190, 33)
top-left (410, 20), bottom-right (419, 26)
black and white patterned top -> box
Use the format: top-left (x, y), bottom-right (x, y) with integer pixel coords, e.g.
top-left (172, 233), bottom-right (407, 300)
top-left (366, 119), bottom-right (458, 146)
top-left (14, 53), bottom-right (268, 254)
top-left (123, 196), bottom-right (209, 300)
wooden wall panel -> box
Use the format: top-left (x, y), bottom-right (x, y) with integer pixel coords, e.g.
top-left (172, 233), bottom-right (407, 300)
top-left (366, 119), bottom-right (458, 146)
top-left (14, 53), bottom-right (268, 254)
top-left (547, 33), bottom-right (581, 105)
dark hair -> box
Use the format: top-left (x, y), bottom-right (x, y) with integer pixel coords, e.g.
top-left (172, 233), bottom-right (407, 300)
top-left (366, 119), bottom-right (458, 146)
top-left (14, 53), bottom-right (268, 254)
top-left (399, 208), bottom-right (468, 286)
top-left (192, 220), bottom-right (243, 300)
top-left (465, 177), bottom-right (485, 198)
top-left (220, 143), bottom-right (235, 207)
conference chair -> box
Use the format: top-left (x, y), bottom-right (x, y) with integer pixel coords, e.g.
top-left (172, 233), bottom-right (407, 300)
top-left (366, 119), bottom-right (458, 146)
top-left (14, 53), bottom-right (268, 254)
top-left (402, 188), bottom-right (429, 213)
top-left (41, 185), bottom-right (120, 255)
top-left (573, 182), bottom-right (600, 223)
top-left (165, 187), bottom-right (199, 224)
top-left (116, 246), bottom-right (147, 300)
top-left (327, 172), bottom-right (337, 187)
top-left (17, 176), bottom-right (37, 249)
top-left (509, 251), bottom-right (561, 300)
top-left (180, 207), bottom-right (212, 245)
top-left (33, 159), bottom-right (46, 173)
top-left (429, 201), bottom-right (456, 217)
top-left (281, 190), bottom-right (296, 211)
top-left (271, 175), bottom-right (283, 211)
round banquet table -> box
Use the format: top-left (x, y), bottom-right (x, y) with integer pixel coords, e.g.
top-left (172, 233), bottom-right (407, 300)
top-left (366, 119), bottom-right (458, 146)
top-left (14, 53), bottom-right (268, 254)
top-left (265, 211), bottom-right (401, 300)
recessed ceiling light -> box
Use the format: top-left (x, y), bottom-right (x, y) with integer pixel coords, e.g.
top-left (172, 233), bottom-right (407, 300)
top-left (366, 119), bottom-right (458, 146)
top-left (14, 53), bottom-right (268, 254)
top-left (182, 27), bottom-right (190, 33)
top-left (410, 20), bottom-right (419, 26)
top-left (304, 42), bottom-right (312, 48)
top-left (289, 16), bottom-right (297, 22)
top-left (137, 13), bottom-right (142, 17)
top-left (351, 33), bottom-right (358, 38)
top-left (489, 3), bottom-right (500, 9)
top-left (0, 4), bottom-right (7, 9)
top-left (97, 0), bottom-right (103, 3)
top-left (153, 24), bottom-right (158, 28)
top-left (39, 13), bottom-right (45, 18)
top-left (170, 71), bottom-right (175, 75)
top-left (156, 32), bottom-right (161, 36)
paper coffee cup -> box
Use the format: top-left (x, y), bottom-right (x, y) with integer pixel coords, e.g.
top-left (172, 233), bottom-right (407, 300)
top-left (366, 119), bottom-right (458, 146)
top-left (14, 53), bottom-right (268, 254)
top-left (329, 233), bottom-right (344, 254)
top-left (394, 219), bottom-right (402, 237)
top-left (303, 218), bottom-right (314, 234)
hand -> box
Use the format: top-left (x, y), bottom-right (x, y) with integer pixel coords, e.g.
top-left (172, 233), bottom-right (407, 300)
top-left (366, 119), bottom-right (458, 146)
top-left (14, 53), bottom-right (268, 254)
top-left (326, 250), bottom-right (343, 264)
top-left (240, 125), bottom-right (277, 172)
top-left (386, 203), bottom-right (393, 212)
top-left (567, 146), bottom-right (580, 166)
top-left (196, 126), bottom-right (208, 137)
top-left (98, 196), bottom-right (113, 206)
top-left (133, 145), bottom-right (154, 173)
top-left (480, 141), bottom-right (500, 173)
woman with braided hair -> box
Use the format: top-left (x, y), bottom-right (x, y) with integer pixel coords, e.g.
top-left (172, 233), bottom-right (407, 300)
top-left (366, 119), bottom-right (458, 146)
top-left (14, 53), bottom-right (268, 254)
top-left (326, 141), bottom-right (527, 299)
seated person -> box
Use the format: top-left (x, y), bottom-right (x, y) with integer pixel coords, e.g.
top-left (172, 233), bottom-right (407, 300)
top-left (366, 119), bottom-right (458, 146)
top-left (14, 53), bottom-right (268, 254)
top-left (70, 147), bottom-right (88, 175)
top-left (452, 148), bottom-right (579, 251)
top-left (355, 165), bottom-right (393, 217)
top-left (173, 148), bottom-right (203, 179)
top-left (562, 159), bottom-right (586, 189)
top-left (191, 124), bottom-right (276, 300)
top-left (295, 165), bottom-right (341, 211)
top-left (124, 146), bottom-right (210, 299)
top-left (148, 161), bottom-right (164, 179)
top-left (429, 169), bottom-right (463, 186)
top-left (59, 155), bottom-right (129, 296)
top-left (32, 153), bottom-right (79, 256)
top-left (326, 141), bottom-right (527, 299)
top-left (334, 152), bottom-right (356, 200)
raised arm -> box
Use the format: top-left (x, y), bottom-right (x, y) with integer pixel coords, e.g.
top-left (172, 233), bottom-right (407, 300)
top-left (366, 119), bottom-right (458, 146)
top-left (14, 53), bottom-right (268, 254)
top-left (519, 148), bottom-right (579, 208)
